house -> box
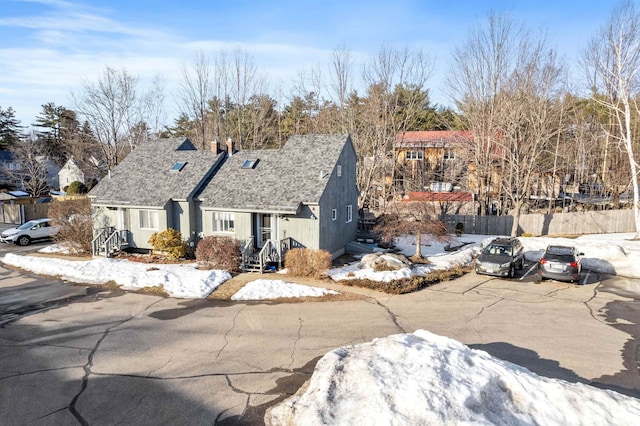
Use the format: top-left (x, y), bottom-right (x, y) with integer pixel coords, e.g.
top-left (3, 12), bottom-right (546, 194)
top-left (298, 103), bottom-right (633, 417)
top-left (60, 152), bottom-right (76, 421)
top-left (0, 150), bottom-right (21, 189)
top-left (394, 130), bottom-right (472, 194)
top-left (199, 134), bottom-right (359, 262)
top-left (58, 157), bottom-right (86, 190)
top-left (89, 134), bottom-right (358, 270)
top-left (89, 138), bottom-right (226, 253)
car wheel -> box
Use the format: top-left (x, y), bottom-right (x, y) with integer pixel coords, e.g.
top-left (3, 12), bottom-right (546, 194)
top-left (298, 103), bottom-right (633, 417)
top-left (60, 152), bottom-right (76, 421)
top-left (508, 265), bottom-right (515, 278)
top-left (17, 235), bottom-right (31, 246)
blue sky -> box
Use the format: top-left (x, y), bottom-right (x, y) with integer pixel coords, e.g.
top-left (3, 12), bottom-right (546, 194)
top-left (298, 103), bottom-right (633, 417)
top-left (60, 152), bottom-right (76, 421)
top-left (0, 0), bottom-right (620, 128)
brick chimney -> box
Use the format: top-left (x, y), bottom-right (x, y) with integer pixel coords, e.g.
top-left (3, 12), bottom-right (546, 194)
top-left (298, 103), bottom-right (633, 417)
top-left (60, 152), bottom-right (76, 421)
top-left (226, 137), bottom-right (235, 156)
top-left (211, 139), bottom-right (220, 154)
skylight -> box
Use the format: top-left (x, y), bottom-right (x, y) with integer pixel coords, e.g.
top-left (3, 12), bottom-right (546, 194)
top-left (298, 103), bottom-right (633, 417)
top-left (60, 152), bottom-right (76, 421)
top-left (170, 161), bottom-right (187, 172)
top-left (242, 159), bottom-right (258, 169)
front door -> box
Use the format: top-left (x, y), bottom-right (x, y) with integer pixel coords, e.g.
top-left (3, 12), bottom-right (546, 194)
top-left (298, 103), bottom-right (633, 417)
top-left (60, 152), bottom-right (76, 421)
top-left (255, 213), bottom-right (276, 248)
top-left (117, 208), bottom-right (128, 230)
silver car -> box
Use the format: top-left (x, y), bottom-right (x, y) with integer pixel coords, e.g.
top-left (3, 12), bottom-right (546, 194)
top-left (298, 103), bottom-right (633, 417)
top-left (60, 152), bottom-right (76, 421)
top-left (537, 245), bottom-right (583, 283)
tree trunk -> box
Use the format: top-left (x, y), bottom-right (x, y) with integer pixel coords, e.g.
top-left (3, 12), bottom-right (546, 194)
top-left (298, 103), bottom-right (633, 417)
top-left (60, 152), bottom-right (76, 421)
top-left (415, 232), bottom-right (422, 258)
top-left (510, 200), bottom-right (523, 237)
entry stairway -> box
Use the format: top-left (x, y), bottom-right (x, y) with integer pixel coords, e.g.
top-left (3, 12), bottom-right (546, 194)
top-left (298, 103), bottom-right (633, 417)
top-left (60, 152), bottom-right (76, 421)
top-left (241, 237), bottom-right (305, 273)
top-left (92, 227), bottom-right (130, 257)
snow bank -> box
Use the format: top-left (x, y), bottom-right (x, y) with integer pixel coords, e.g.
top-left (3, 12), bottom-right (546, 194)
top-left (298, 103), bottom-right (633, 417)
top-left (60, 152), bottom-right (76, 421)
top-left (2, 253), bottom-right (230, 298)
top-left (266, 330), bottom-right (640, 425)
top-left (231, 279), bottom-right (339, 300)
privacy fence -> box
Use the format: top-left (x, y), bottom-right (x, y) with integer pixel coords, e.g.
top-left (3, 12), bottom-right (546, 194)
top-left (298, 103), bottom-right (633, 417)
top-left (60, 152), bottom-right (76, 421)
top-left (444, 209), bottom-right (635, 236)
top-left (0, 203), bottom-right (49, 224)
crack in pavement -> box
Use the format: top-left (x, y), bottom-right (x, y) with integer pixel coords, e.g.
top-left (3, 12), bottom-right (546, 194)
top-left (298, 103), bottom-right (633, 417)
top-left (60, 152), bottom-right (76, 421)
top-left (584, 282), bottom-right (612, 325)
top-left (370, 299), bottom-right (406, 333)
top-left (215, 305), bottom-right (246, 361)
top-left (286, 318), bottom-right (304, 370)
top-left (462, 278), bottom-right (495, 295)
top-left (473, 298), bottom-right (504, 320)
top-left (68, 298), bottom-right (164, 425)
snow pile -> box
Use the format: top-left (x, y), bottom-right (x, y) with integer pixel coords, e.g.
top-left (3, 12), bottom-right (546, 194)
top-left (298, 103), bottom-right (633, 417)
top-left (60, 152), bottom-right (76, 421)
top-left (38, 244), bottom-right (71, 254)
top-left (2, 253), bottom-right (230, 298)
top-left (266, 330), bottom-right (640, 425)
top-left (328, 236), bottom-right (491, 282)
top-left (231, 279), bottom-right (338, 300)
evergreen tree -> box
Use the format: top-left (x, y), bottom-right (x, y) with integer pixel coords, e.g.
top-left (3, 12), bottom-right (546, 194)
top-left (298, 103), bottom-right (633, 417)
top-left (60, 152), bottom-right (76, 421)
top-left (0, 106), bottom-right (23, 149)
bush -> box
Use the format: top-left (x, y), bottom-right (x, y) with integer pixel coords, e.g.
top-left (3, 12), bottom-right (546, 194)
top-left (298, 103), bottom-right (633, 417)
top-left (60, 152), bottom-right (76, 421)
top-left (455, 222), bottom-right (464, 236)
top-left (66, 181), bottom-right (88, 195)
top-left (195, 236), bottom-right (242, 273)
top-left (148, 228), bottom-right (189, 259)
top-left (48, 197), bottom-right (93, 255)
top-left (284, 248), bottom-right (332, 279)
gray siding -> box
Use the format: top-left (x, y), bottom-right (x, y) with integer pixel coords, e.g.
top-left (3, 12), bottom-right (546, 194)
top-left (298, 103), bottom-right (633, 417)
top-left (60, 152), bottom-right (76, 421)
top-left (279, 205), bottom-right (320, 250)
top-left (318, 141), bottom-right (359, 256)
top-left (93, 205), bottom-right (167, 249)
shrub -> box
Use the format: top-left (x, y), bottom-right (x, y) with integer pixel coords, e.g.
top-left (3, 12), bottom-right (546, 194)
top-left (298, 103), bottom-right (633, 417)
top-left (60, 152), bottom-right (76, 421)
top-left (48, 197), bottom-right (93, 255)
top-left (148, 228), bottom-right (189, 260)
top-left (455, 222), bottom-right (464, 236)
top-left (285, 248), bottom-right (332, 279)
top-left (66, 181), bottom-right (88, 195)
top-left (195, 236), bottom-right (242, 273)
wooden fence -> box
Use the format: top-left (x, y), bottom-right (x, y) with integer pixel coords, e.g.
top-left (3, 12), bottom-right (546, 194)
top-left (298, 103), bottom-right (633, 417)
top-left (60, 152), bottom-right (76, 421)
top-left (444, 209), bottom-right (636, 236)
top-left (0, 203), bottom-right (49, 224)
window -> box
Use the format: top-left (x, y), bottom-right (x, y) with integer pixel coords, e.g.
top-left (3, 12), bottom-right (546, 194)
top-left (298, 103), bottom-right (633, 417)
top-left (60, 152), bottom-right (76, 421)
top-left (444, 149), bottom-right (455, 160)
top-left (242, 159), bottom-right (258, 169)
top-left (346, 205), bottom-right (352, 223)
top-left (406, 150), bottom-right (423, 160)
top-left (170, 161), bottom-right (187, 172)
top-left (212, 212), bottom-right (235, 233)
top-left (332, 209), bottom-right (337, 221)
top-left (337, 165), bottom-right (342, 177)
top-left (139, 210), bottom-right (159, 230)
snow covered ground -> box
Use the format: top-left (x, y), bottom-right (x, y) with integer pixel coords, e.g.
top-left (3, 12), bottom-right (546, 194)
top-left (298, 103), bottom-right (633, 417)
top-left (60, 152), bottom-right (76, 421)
top-left (267, 330), bottom-right (640, 425)
top-left (4, 232), bottom-right (640, 296)
top-left (328, 233), bottom-right (640, 283)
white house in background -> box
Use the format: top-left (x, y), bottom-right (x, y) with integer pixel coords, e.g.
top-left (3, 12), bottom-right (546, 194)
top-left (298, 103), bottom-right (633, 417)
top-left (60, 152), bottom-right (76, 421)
top-left (58, 158), bottom-right (85, 190)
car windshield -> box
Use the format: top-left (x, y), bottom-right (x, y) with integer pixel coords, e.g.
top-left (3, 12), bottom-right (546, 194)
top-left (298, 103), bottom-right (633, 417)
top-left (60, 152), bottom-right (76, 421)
top-left (17, 221), bottom-right (38, 230)
top-left (484, 244), bottom-right (512, 256)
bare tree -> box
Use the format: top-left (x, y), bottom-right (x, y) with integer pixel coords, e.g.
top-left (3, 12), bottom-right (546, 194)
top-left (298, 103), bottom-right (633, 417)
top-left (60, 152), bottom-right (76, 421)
top-left (4, 139), bottom-right (50, 196)
top-left (448, 13), bottom-right (564, 235)
top-left (329, 44), bottom-right (354, 133)
top-left (359, 45), bottom-right (434, 209)
top-left (583, 0), bottom-right (640, 237)
top-left (72, 66), bottom-right (139, 170)
top-left (140, 74), bottom-right (167, 139)
top-left (374, 201), bottom-right (448, 259)
top-left (177, 51), bottom-right (212, 150)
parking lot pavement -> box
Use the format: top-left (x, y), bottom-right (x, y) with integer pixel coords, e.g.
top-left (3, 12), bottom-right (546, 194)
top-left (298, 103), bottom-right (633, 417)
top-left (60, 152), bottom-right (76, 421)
top-left (1, 266), bottom-right (639, 424)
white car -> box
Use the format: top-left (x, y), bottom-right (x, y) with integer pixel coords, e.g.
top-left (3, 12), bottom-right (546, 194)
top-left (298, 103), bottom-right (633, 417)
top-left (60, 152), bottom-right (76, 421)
top-left (0, 218), bottom-right (57, 246)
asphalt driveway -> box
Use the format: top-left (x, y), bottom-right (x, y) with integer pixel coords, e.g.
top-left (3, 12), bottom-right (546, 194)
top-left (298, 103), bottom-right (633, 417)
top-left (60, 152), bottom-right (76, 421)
top-left (0, 261), bottom-right (638, 425)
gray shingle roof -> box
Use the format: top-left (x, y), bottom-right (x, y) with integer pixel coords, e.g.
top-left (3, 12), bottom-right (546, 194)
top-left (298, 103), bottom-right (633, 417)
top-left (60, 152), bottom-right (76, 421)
top-left (89, 138), bottom-right (223, 207)
top-left (199, 134), bottom-right (351, 212)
